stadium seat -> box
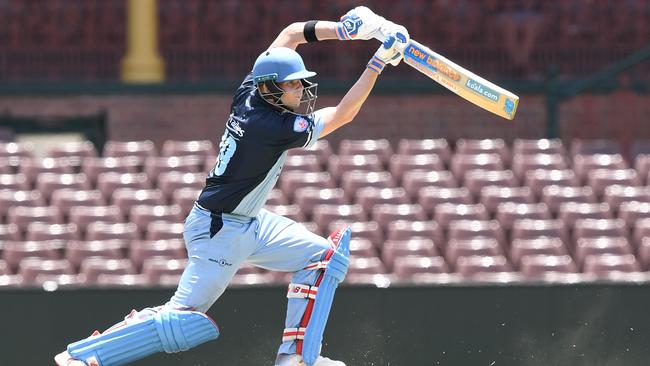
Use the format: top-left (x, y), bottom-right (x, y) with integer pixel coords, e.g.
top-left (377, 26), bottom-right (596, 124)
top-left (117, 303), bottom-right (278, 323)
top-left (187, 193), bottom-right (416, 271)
top-left (68, 205), bottom-right (123, 229)
top-left (348, 238), bottom-right (378, 259)
top-left (18, 258), bottom-right (75, 283)
top-left (35, 173), bottom-right (92, 199)
top-left (130, 239), bottom-right (186, 269)
top-left (586, 169), bottom-right (641, 197)
top-left (2, 240), bottom-right (64, 272)
top-left (0, 174), bottom-right (28, 192)
top-left (519, 255), bottom-right (578, 278)
top-left (286, 140), bottom-right (333, 166)
top-left (311, 204), bottom-right (365, 233)
top-left (557, 202), bottom-right (612, 227)
top-left (172, 187), bottom-right (201, 216)
top-left (634, 154), bottom-right (650, 183)
top-left (80, 258), bottom-right (137, 282)
top-left (386, 220), bottom-right (444, 249)
top-left (327, 220), bottom-right (383, 248)
top-left (0, 142), bottom-right (34, 159)
top-left (541, 186), bottom-right (597, 214)
top-left (445, 238), bottom-right (503, 268)
top-left (0, 260), bottom-right (10, 275)
top-left (141, 258), bottom-right (187, 283)
top-left (338, 139), bottom-right (393, 165)
top-left (50, 189), bottom-right (104, 214)
top-left (496, 202), bottom-right (553, 234)
top-left (510, 238), bottom-right (568, 269)
top-left (158, 274), bottom-right (183, 286)
top-left (388, 154), bottom-right (444, 178)
top-left (355, 187), bottom-right (409, 212)
top-left (145, 221), bottom-right (185, 240)
top-left (103, 140), bottom-right (156, 159)
top-left (582, 254), bottom-right (640, 276)
top-left (618, 202), bottom-right (650, 228)
top-left (455, 255), bottom-right (511, 277)
top-left (112, 188), bottom-right (166, 210)
top-left (293, 187), bottom-right (347, 214)
top-left (96, 273), bottom-right (151, 286)
top-left (96, 172), bottom-right (150, 198)
top-left (393, 256), bottom-right (448, 278)
top-left (511, 219), bottom-right (570, 246)
top-left (81, 157), bottom-right (141, 185)
top-left (479, 186), bottom-right (534, 214)
top-left (637, 237), bottom-right (650, 269)
top-left (512, 138), bottom-right (565, 156)
top-left (603, 185), bottom-right (650, 213)
top-left (433, 203), bottom-right (489, 228)
top-left (47, 141), bottom-right (98, 160)
top-left (327, 154), bottom-right (384, 182)
top-left (418, 187), bottom-right (472, 216)
top-left (340, 171), bottom-right (396, 195)
top-left (456, 139), bottom-right (510, 162)
top-left (0, 223), bottom-right (20, 241)
top-left (450, 153), bottom-right (504, 180)
top-left (85, 222), bottom-right (139, 241)
top-left (402, 170), bottom-right (457, 200)
top-left (0, 159), bottom-right (14, 174)
top-left (6, 206), bottom-right (62, 233)
top-left (447, 220), bottom-right (505, 247)
top-left (397, 139), bottom-right (451, 164)
top-left (632, 218), bottom-right (650, 247)
top-left (573, 219), bottom-right (628, 242)
top-left (130, 205), bottom-right (183, 230)
top-left (573, 154), bottom-right (627, 182)
top-left (229, 273), bottom-right (278, 286)
top-left (264, 204), bottom-right (305, 222)
top-left (464, 170), bottom-right (518, 198)
top-left (524, 169), bottom-right (579, 197)
top-left (158, 172), bottom-right (205, 199)
top-left (161, 140), bottom-right (216, 158)
top-left (347, 256), bottom-right (387, 275)
top-left (571, 139), bottom-right (622, 156)
top-left (575, 237), bottom-right (633, 268)
top-left (370, 204), bottom-right (427, 227)
top-left (382, 238), bottom-right (438, 271)
top-left (279, 172), bottom-right (335, 199)
top-left (0, 190), bottom-right (45, 219)
top-left (143, 156), bottom-right (203, 180)
top-left (511, 154), bottom-right (568, 179)
top-left (65, 239), bottom-right (128, 269)
top-left (282, 155), bottom-right (322, 173)
top-left (26, 223), bottom-right (80, 241)
top-left (0, 274), bottom-right (25, 286)
top-left (18, 158), bottom-right (75, 186)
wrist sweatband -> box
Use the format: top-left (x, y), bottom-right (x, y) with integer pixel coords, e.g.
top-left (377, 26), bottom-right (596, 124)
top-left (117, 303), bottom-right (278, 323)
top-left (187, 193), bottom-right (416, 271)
top-left (366, 56), bottom-right (385, 74)
top-left (303, 20), bottom-right (319, 43)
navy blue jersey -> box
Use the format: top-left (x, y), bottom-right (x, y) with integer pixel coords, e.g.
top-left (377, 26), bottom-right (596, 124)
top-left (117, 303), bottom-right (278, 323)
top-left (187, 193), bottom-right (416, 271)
top-left (197, 73), bottom-right (324, 217)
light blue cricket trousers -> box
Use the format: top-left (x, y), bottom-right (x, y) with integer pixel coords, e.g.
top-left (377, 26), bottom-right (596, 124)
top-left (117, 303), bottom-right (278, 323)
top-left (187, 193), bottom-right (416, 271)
top-left (166, 203), bottom-right (332, 355)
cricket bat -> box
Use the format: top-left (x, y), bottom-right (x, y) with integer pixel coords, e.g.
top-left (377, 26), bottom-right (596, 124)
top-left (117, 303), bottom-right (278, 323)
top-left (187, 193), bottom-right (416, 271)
top-left (377, 35), bottom-right (519, 120)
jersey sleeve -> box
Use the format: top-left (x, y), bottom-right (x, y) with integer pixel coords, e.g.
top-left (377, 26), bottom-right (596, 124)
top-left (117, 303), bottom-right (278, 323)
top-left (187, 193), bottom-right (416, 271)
top-left (270, 111), bottom-right (325, 150)
top-left (232, 72), bottom-right (255, 107)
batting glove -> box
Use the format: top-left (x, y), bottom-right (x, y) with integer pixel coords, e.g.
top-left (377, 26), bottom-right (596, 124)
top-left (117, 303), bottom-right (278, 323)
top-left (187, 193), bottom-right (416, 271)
top-left (367, 32), bottom-right (409, 73)
top-left (336, 6), bottom-right (386, 40)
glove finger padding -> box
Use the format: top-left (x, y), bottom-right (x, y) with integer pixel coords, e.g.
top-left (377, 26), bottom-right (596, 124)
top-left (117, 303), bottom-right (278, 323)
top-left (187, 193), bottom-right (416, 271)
top-left (374, 32), bottom-right (409, 66)
top-left (337, 6), bottom-right (386, 40)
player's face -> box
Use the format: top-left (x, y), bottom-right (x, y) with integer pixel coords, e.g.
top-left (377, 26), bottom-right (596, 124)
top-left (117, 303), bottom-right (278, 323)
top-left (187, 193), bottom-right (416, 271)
top-left (278, 80), bottom-right (303, 110)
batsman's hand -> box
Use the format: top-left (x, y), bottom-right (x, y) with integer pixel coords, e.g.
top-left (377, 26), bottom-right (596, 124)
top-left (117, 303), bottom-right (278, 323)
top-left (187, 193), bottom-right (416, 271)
top-left (336, 6), bottom-right (386, 40)
top-left (374, 32), bottom-right (409, 66)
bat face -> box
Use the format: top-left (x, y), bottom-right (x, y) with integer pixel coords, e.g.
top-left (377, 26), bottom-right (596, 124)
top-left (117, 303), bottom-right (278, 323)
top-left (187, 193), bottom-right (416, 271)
top-left (403, 40), bottom-right (519, 120)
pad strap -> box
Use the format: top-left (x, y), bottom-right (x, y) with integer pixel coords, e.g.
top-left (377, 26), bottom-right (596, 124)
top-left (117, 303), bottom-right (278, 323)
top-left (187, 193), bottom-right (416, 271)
top-left (287, 283), bottom-right (318, 299)
top-left (282, 327), bottom-right (306, 342)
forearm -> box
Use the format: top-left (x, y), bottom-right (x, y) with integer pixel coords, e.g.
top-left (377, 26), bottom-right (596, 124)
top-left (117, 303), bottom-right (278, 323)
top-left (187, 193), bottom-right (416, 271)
top-left (268, 21), bottom-right (340, 50)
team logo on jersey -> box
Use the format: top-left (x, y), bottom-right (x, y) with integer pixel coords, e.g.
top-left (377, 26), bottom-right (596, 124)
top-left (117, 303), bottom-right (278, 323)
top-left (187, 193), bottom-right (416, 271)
top-left (226, 114), bottom-right (245, 138)
top-left (293, 116), bottom-right (309, 132)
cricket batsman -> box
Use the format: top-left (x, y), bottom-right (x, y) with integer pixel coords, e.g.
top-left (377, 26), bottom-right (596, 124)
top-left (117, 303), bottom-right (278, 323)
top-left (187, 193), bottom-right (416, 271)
top-left (55, 6), bottom-right (408, 366)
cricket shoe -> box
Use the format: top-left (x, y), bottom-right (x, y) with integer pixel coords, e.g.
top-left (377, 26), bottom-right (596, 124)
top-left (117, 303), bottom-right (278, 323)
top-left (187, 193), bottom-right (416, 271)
top-left (275, 353), bottom-right (346, 366)
top-left (54, 350), bottom-right (89, 366)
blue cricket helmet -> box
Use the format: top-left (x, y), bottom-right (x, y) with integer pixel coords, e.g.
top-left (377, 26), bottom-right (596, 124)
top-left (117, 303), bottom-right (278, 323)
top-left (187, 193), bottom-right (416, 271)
top-left (252, 47), bottom-right (318, 116)
top-left (252, 47), bottom-right (316, 83)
